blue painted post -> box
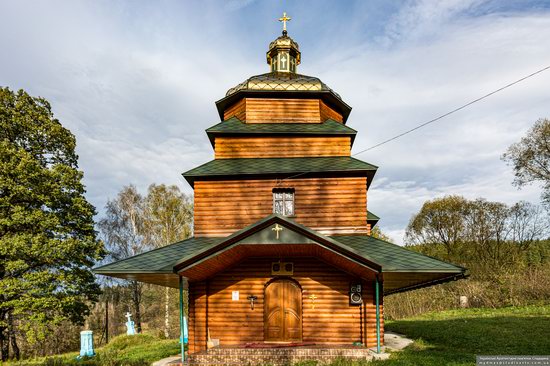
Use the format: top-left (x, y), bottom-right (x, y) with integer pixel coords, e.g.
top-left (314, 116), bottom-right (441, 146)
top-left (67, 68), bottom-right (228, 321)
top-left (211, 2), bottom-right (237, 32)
top-left (125, 312), bottom-right (136, 335)
top-left (79, 330), bottom-right (95, 357)
top-left (183, 315), bottom-right (188, 344)
top-left (375, 276), bottom-right (381, 354)
top-left (179, 275), bottom-right (185, 363)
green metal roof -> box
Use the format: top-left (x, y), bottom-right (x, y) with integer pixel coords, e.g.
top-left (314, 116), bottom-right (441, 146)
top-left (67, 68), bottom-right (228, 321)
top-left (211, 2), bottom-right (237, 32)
top-left (205, 118), bottom-right (357, 146)
top-left (182, 156), bottom-right (378, 187)
top-left (332, 235), bottom-right (464, 273)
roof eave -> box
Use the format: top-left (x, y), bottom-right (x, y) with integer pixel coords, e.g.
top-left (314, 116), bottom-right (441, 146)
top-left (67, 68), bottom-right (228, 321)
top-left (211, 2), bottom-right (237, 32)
top-left (93, 269), bottom-right (174, 275)
top-left (384, 272), bottom-right (470, 295)
top-left (367, 219), bottom-right (379, 227)
top-left (205, 126), bottom-right (358, 149)
top-left (215, 90), bottom-right (352, 123)
top-left (182, 169), bottom-right (377, 189)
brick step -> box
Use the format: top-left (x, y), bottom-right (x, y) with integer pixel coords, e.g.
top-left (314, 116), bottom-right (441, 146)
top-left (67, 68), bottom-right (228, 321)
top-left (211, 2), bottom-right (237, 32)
top-left (186, 347), bottom-right (374, 366)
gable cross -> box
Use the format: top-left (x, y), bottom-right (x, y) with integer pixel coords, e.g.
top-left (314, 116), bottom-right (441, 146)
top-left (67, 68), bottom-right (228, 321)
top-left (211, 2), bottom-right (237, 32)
top-left (272, 223), bottom-right (284, 240)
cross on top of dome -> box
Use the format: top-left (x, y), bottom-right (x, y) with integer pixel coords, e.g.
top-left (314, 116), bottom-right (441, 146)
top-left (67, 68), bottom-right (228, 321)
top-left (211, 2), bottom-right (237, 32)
top-left (267, 12), bottom-right (301, 74)
top-left (279, 12), bottom-right (291, 36)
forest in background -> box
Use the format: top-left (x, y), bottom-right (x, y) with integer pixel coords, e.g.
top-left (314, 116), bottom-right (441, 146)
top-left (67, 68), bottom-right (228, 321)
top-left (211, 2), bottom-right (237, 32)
top-left (384, 196), bottom-right (550, 319)
top-left (386, 118), bottom-right (550, 319)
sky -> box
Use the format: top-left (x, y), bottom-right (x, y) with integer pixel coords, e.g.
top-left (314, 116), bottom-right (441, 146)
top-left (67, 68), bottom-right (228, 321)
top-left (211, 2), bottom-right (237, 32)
top-left (1, 0), bottom-right (550, 244)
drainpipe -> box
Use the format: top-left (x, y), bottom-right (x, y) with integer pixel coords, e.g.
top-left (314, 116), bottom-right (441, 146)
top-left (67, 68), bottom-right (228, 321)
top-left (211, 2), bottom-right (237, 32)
top-left (179, 276), bottom-right (185, 363)
top-left (375, 275), bottom-right (381, 354)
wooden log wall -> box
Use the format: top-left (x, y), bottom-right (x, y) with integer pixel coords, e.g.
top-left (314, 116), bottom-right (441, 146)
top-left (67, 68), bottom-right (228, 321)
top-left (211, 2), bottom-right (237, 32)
top-left (223, 98), bottom-right (344, 123)
top-left (187, 257), bottom-right (383, 353)
top-left (223, 98), bottom-right (246, 121)
top-left (214, 136), bottom-right (351, 159)
top-left (194, 177), bottom-right (369, 237)
top-left (320, 100), bottom-right (344, 123)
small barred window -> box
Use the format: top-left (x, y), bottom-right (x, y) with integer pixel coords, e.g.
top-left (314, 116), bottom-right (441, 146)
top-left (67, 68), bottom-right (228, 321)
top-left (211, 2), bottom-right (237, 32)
top-left (273, 188), bottom-right (295, 216)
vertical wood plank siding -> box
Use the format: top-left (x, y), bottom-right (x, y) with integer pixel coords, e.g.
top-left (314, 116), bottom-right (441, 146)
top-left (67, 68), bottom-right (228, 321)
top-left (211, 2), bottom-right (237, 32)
top-left (223, 98), bottom-right (344, 123)
top-left (193, 177), bottom-right (369, 237)
top-left (214, 136), bottom-right (351, 159)
top-left (187, 257), bottom-right (383, 353)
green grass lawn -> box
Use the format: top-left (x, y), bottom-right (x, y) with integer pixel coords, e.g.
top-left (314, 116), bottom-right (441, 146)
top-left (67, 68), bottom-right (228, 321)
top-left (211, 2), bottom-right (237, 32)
top-left (369, 305), bottom-right (550, 366)
top-left (5, 334), bottom-right (180, 366)
top-left (6, 306), bottom-right (550, 366)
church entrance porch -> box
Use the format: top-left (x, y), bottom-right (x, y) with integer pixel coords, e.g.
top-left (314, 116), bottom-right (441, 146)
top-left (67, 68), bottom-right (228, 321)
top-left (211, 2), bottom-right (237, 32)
top-left (186, 255), bottom-right (382, 353)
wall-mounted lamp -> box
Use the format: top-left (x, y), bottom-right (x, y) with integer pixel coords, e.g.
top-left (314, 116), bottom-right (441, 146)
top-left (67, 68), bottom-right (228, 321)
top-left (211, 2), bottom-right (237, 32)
top-left (247, 295), bottom-right (258, 310)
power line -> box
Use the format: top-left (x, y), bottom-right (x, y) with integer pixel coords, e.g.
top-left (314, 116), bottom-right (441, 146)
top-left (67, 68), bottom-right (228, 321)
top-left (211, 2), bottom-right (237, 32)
top-left (352, 64), bottom-right (550, 156)
top-left (278, 64), bottom-right (550, 183)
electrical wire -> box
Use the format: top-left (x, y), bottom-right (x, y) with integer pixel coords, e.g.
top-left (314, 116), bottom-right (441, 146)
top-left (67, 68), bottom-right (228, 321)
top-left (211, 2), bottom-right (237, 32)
top-left (278, 64), bottom-right (550, 183)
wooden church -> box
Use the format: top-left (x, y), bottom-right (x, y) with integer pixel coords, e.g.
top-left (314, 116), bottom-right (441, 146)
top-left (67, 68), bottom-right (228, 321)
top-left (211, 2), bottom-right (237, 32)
top-left (95, 15), bottom-right (467, 363)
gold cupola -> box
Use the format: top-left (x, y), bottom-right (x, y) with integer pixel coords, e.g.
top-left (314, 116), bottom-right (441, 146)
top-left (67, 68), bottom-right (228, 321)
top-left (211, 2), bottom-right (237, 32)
top-left (266, 12), bottom-right (301, 73)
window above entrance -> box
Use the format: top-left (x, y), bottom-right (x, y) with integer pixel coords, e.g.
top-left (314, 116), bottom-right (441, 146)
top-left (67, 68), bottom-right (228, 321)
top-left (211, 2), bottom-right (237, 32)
top-left (273, 188), bottom-right (294, 216)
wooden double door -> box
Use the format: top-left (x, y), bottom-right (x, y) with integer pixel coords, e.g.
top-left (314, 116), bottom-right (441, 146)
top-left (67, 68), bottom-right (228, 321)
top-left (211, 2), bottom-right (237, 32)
top-left (264, 279), bottom-right (302, 342)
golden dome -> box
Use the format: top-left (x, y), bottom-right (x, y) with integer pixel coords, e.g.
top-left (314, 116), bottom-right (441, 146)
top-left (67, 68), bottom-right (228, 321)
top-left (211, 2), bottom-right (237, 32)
top-left (225, 72), bottom-right (341, 100)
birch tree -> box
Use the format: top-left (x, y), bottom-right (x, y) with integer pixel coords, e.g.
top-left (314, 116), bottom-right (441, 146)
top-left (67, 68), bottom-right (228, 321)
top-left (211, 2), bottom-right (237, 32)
top-left (98, 185), bottom-right (149, 333)
top-left (143, 184), bottom-right (192, 338)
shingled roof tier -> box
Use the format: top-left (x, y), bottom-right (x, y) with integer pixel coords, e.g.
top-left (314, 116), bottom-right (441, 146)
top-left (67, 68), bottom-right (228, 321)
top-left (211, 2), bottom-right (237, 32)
top-left (367, 210), bottom-right (380, 227)
top-left (182, 156), bottom-right (378, 187)
top-left (94, 214), bottom-right (466, 293)
top-left (206, 118), bottom-right (357, 146)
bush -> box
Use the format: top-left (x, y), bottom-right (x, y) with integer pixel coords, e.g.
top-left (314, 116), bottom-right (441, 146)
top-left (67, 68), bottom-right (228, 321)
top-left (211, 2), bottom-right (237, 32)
top-left (384, 265), bottom-right (550, 320)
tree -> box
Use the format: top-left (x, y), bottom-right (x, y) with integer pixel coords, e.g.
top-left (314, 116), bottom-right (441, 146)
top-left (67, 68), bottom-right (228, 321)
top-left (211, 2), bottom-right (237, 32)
top-left (0, 88), bottom-right (105, 360)
top-left (405, 195), bottom-right (468, 258)
top-left (406, 195), bottom-right (550, 270)
top-left (143, 184), bottom-right (192, 338)
top-left (464, 199), bottom-right (510, 266)
top-left (508, 201), bottom-right (550, 251)
top-left (370, 226), bottom-right (391, 242)
top-left (503, 118), bottom-right (550, 205)
top-left (98, 185), bottom-right (150, 333)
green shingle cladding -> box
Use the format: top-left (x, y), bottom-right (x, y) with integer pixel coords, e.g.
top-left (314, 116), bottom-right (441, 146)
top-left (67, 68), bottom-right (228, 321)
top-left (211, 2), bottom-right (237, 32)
top-left (94, 234), bottom-right (462, 275)
top-left (207, 117), bottom-right (357, 135)
top-left (367, 210), bottom-right (380, 227)
top-left (333, 236), bottom-right (464, 273)
top-left (367, 211), bottom-right (380, 221)
top-left (205, 118), bottom-right (357, 146)
top-left (94, 237), bottom-right (222, 274)
top-left (182, 156), bottom-right (378, 186)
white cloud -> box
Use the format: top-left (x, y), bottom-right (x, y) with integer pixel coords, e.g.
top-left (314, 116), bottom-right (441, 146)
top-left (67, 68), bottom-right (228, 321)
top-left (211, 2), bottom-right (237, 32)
top-left (1, 1), bottom-right (549, 242)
